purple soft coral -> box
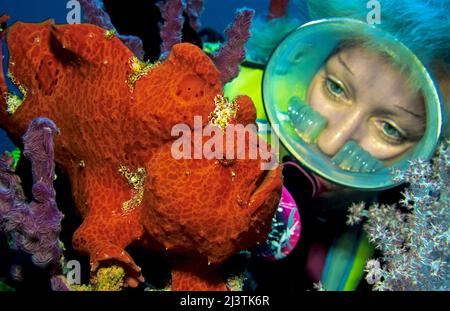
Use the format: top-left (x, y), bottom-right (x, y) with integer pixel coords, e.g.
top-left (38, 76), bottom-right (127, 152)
top-left (213, 8), bottom-right (254, 85)
top-left (79, 0), bottom-right (145, 59)
top-left (157, 0), bottom-right (185, 57)
top-left (0, 118), bottom-right (63, 268)
top-left (78, 0), bottom-right (114, 29)
top-left (50, 275), bottom-right (71, 291)
top-left (185, 0), bottom-right (203, 31)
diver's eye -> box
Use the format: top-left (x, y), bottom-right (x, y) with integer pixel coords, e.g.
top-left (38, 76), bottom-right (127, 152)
top-left (375, 120), bottom-right (407, 144)
top-left (326, 78), bottom-right (344, 95)
top-left (323, 76), bottom-right (349, 103)
top-left (383, 123), bottom-right (401, 137)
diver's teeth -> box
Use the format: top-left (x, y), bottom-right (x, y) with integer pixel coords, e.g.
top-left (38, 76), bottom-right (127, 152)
top-left (287, 96), bottom-right (328, 143)
top-left (332, 141), bottom-right (384, 173)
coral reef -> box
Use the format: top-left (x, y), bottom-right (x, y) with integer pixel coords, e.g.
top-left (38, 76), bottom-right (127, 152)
top-left (157, 0), bottom-right (185, 56)
top-left (89, 0), bottom-right (252, 85)
top-left (79, 0), bottom-right (145, 60)
top-left (225, 274), bottom-right (245, 291)
top-left (71, 266), bottom-right (126, 291)
top-left (347, 142), bottom-right (449, 290)
top-left (0, 14), bottom-right (8, 97)
top-left (0, 18), bottom-right (282, 290)
top-left (185, 0), bottom-right (204, 31)
top-left (0, 118), bottom-right (63, 268)
top-left (50, 265), bottom-right (125, 291)
top-left (3, 148), bottom-right (21, 171)
top-left (50, 275), bottom-right (71, 291)
top-left (213, 9), bottom-right (254, 84)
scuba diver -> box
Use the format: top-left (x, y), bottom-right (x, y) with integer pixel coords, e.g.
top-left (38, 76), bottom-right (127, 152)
top-left (224, 0), bottom-right (449, 290)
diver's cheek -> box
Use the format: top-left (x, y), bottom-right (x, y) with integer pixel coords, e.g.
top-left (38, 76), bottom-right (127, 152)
top-left (308, 79), bottom-right (331, 115)
top-left (359, 136), bottom-right (415, 161)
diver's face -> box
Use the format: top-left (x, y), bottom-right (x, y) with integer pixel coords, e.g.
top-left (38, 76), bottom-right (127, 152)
top-left (307, 46), bottom-right (425, 162)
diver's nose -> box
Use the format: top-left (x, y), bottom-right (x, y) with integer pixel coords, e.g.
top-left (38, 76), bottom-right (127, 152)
top-left (316, 109), bottom-right (364, 157)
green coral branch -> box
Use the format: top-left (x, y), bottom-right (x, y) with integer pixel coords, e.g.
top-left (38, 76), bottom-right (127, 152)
top-left (4, 148), bottom-right (21, 170)
top-left (0, 279), bottom-right (15, 291)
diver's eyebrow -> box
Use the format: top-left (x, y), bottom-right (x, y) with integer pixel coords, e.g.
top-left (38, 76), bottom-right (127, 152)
top-left (337, 55), bottom-right (354, 76)
top-left (394, 104), bottom-right (423, 119)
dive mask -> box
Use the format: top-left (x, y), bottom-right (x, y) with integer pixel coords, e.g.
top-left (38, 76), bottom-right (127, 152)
top-left (263, 18), bottom-right (443, 190)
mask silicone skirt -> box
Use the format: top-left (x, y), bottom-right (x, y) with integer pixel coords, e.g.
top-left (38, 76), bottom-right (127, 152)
top-left (263, 18), bottom-right (443, 190)
top-left (287, 97), bottom-right (384, 173)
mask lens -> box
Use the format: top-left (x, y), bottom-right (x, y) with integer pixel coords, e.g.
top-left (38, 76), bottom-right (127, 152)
top-left (262, 18), bottom-right (443, 189)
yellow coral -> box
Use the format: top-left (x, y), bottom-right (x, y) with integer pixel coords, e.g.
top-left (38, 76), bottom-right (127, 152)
top-left (6, 71), bottom-right (27, 115)
top-left (70, 284), bottom-right (92, 291)
top-left (70, 265), bottom-right (126, 291)
top-left (95, 265), bottom-right (126, 291)
top-left (128, 57), bottom-right (161, 91)
top-left (118, 165), bottom-right (147, 214)
top-left (6, 92), bottom-right (24, 115)
top-left (226, 274), bottom-right (244, 291)
top-left (144, 284), bottom-right (171, 291)
top-left (208, 94), bottom-right (238, 131)
top-left (104, 28), bottom-right (117, 40)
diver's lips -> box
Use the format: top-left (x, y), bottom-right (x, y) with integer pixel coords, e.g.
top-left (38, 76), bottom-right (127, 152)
top-left (247, 166), bottom-right (283, 214)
